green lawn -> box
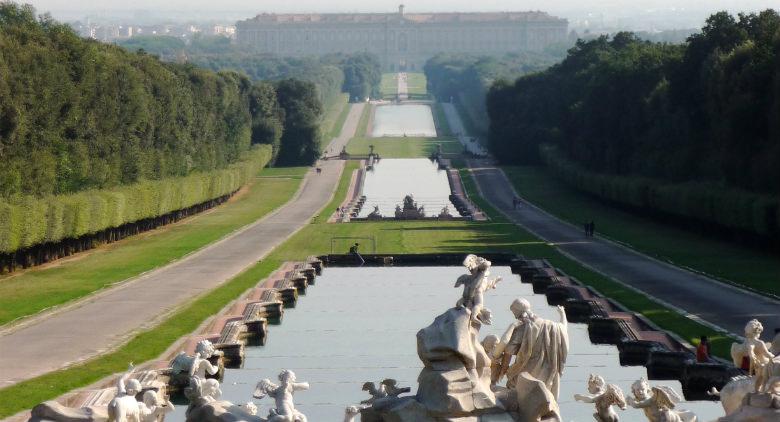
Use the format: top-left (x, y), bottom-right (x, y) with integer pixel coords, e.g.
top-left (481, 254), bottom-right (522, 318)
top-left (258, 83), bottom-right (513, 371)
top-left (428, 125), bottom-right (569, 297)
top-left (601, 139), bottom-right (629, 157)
top-left (0, 168), bottom-right (307, 326)
top-left (0, 160), bottom-right (739, 417)
top-left (405, 72), bottom-right (428, 97)
top-left (432, 102), bottom-right (452, 136)
top-left (321, 93), bottom-right (350, 140)
top-left (503, 166), bottom-right (780, 297)
top-left (347, 136), bottom-right (463, 158)
top-left (380, 73), bottom-right (398, 98)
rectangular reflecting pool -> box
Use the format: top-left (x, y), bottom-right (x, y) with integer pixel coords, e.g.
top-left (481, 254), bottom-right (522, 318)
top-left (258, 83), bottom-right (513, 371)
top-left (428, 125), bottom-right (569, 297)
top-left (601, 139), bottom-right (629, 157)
top-left (357, 158), bottom-right (454, 218)
top-left (371, 104), bottom-right (437, 137)
top-left (166, 266), bottom-right (722, 421)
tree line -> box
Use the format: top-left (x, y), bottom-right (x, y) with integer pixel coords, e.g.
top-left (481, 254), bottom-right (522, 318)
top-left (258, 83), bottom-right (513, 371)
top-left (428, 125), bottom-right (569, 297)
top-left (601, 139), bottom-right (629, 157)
top-left (486, 10), bottom-right (780, 243)
top-left (423, 51), bottom-right (567, 133)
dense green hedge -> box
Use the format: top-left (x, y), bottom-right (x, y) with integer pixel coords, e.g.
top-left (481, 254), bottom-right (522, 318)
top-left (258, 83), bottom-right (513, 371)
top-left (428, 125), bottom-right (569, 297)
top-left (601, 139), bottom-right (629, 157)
top-left (0, 146), bottom-right (271, 254)
top-left (540, 145), bottom-right (779, 239)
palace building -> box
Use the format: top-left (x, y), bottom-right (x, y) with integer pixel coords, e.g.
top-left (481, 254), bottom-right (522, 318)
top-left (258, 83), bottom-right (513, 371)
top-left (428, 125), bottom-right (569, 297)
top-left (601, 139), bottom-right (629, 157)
top-left (236, 5), bottom-right (568, 71)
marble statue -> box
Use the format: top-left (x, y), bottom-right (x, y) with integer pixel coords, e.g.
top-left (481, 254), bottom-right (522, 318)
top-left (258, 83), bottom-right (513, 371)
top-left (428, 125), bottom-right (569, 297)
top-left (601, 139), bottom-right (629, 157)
top-left (574, 374), bottom-right (626, 422)
top-left (184, 376), bottom-right (263, 422)
top-left (108, 364), bottom-right (143, 422)
top-left (492, 298), bottom-right (568, 399)
top-left (367, 205), bottom-right (382, 220)
top-left (361, 381), bottom-right (388, 405)
top-left (717, 376), bottom-right (780, 421)
top-left (139, 390), bottom-right (174, 422)
top-left (171, 339), bottom-right (223, 381)
top-left (344, 405), bottom-right (361, 422)
top-left (394, 194), bottom-right (425, 219)
top-left (731, 319), bottom-right (779, 393)
top-left (438, 206), bottom-right (453, 220)
top-left (627, 378), bottom-right (697, 422)
top-left (710, 376), bottom-right (756, 416)
top-left (481, 334), bottom-right (502, 386)
top-left (253, 370), bottom-right (310, 422)
top-left (454, 254), bottom-right (502, 325)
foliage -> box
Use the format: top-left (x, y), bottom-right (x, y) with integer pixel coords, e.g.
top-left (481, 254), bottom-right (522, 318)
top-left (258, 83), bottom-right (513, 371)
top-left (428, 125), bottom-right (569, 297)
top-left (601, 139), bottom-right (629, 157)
top-left (424, 52), bottom-right (566, 132)
top-left (0, 146), bottom-right (272, 253)
top-left (274, 79), bottom-right (323, 166)
top-left (341, 52), bottom-right (381, 101)
top-left (0, 3), bottom-right (280, 199)
top-left (487, 10), bottom-right (780, 199)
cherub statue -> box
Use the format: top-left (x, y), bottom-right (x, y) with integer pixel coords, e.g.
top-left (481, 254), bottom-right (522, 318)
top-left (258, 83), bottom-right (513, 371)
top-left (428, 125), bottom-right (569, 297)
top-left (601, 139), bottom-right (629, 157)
top-left (139, 389), bottom-right (174, 422)
top-left (344, 405), bottom-right (361, 422)
top-left (454, 254), bottom-right (502, 324)
top-left (253, 369), bottom-right (310, 422)
top-left (731, 319), bottom-right (779, 392)
top-left (481, 334), bottom-right (502, 386)
top-left (627, 377), bottom-right (697, 422)
top-left (574, 374), bottom-right (626, 422)
top-left (184, 376), bottom-right (223, 417)
top-left (170, 339), bottom-right (223, 380)
top-left (108, 363), bottom-right (142, 422)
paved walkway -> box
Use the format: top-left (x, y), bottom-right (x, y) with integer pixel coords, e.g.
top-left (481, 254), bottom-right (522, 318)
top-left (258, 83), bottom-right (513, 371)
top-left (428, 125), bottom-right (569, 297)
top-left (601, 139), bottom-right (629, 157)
top-left (0, 104), bottom-right (362, 388)
top-left (469, 164), bottom-right (780, 337)
top-left (439, 102), bottom-right (780, 337)
top-left (397, 72), bottom-right (408, 100)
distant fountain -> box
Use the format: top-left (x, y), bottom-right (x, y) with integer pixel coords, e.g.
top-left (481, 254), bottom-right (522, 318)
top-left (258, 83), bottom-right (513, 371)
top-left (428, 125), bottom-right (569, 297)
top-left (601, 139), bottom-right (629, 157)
top-left (394, 195), bottom-right (425, 219)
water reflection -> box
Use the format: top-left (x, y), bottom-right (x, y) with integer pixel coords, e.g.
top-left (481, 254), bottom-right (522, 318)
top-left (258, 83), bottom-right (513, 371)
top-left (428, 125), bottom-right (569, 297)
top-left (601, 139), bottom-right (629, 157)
top-left (371, 104), bottom-right (437, 137)
top-left (165, 266), bottom-right (722, 422)
top-left (358, 158), bottom-right (454, 218)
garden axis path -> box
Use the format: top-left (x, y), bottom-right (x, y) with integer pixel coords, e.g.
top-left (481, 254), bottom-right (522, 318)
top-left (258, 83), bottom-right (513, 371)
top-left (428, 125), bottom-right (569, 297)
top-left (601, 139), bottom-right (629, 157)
top-left (0, 103), bottom-right (364, 388)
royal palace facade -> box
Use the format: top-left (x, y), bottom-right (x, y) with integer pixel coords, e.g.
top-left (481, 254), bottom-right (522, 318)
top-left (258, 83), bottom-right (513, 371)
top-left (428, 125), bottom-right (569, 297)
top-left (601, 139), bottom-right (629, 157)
top-left (236, 5), bottom-right (568, 71)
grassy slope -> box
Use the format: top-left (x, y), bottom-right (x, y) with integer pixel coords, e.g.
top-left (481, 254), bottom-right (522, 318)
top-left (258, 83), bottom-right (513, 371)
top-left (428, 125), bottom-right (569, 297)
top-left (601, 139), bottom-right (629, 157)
top-left (320, 93), bottom-right (350, 141)
top-left (503, 166), bottom-right (780, 297)
top-left (432, 102), bottom-right (452, 136)
top-left (0, 168), bottom-right (308, 326)
top-left (0, 160), bottom-right (738, 417)
top-left (347, 136), bottom-right (462, 158)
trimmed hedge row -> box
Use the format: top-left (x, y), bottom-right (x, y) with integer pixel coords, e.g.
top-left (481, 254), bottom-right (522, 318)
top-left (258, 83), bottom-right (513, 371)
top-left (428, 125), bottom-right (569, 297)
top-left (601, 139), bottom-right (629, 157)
top-left (0, 145), bottom-right (272, 254)
top-left (539, 145), bottom-right (780, 240)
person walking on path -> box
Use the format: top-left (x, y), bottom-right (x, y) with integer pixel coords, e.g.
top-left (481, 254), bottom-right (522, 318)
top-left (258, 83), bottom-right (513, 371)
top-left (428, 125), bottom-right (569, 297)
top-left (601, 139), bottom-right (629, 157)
top-left (349, 242), bottom-right (365, 266)
top-left (696, 335), bottom-right (711, 362)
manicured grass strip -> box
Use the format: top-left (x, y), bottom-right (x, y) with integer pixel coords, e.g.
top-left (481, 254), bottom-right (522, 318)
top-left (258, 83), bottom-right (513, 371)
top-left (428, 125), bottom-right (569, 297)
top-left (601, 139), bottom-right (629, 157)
top-left (432, 102), bottom-right (452, 136)
top-left (0, 168), bottom-right (307, 326)
top-left (356, 102), bottom-right (372, 137)
top-left (405, 72), bottom-right (428, 96)
top-left (322, 93), bottom-right (351, 140)
top-left (453, 100), bottom-right (487, 137)
top-left (461, 169), bottom-right (737, 359)
top-left (347, 136), bottom-right (462, 158)
top-left (503, 166), bottom-right (780, 297)
top-left (0, 258), bottom-right (282, 417)
top-left (380, 73), bottom-right (398, 98)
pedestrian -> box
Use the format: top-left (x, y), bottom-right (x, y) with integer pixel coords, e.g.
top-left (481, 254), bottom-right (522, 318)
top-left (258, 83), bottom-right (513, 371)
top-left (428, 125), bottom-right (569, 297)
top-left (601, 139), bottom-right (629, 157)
top-left (584, 222), bottom-right (589, 237)
top-left (696, 335), bottom-right (711, 362)
top-left (316, 167), bottom-right (322, 174)
top-left (349, 242), bottom-right (364, 266)
top-left (588, 220), bottom-right (595, 237)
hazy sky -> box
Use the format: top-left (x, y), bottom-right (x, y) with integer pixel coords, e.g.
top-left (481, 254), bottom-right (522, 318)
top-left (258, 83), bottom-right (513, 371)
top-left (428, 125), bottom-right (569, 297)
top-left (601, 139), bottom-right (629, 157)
top-left (24, 0), bottom-right (780, 27)
top-left (26, 0), bottom-right (780, 13)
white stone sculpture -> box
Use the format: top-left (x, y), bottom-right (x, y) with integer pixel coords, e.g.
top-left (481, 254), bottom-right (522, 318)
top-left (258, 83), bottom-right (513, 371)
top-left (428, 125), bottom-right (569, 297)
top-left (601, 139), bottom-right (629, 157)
top-left (481, 334), bottom-right (502, 386)
top-left (253, 369), bottom-right (310, 422)
top-left (454, 254), bottom-right (502, 325)
top-left (171, 339), bottom-right (223, 381)
top-left (344, 405), bottom-right (361, 422)
top-left (139, 390), bottom-right (174, 422)
top-left (709, 376), bottom-right (756, 416)
top-left (627, 378), bottom-right (697, 422)
top-left (361, 381), bottom-right (388, 405)
top-left (108, 364), bottom-right (142, 422)
top-left (731, 319), bottom-right (779, 393)
top-left (574, 374), bottom-right (626, 422)
top-left (184, 376), bottom-right (262, 422)
top-left (717, 376), bottom-right (780, 421)
top-left (492, 298), bottom-right (568, 399)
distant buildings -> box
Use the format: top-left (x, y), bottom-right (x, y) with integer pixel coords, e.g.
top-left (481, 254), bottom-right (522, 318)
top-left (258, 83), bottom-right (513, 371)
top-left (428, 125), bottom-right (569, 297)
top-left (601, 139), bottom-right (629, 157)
top-left (236, 5), bottom-right (568, 71)
top-left (68, 20), bottom-right (236, 42)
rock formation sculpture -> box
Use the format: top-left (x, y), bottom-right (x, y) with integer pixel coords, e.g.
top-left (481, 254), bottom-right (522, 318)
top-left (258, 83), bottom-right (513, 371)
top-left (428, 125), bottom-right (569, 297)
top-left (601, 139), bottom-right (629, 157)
top-left (253, 369), bottom-right (310, 422)
top-left (361, 379), bottom-right (410, 405)
top-left (184, 375), bottom-right (262, 422)
top-left (394, 194), bottom-right (425, 219)
top-left (367, 205), bottom-right (382, 220)
top-left (573, 374), bottom-right (626, 422)
top-left (627, 377), bottom-right (697, 422)
top-left (492, 298), bottom-right (568, 399)
top-left (717, 376), bottom-right (780, 421)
